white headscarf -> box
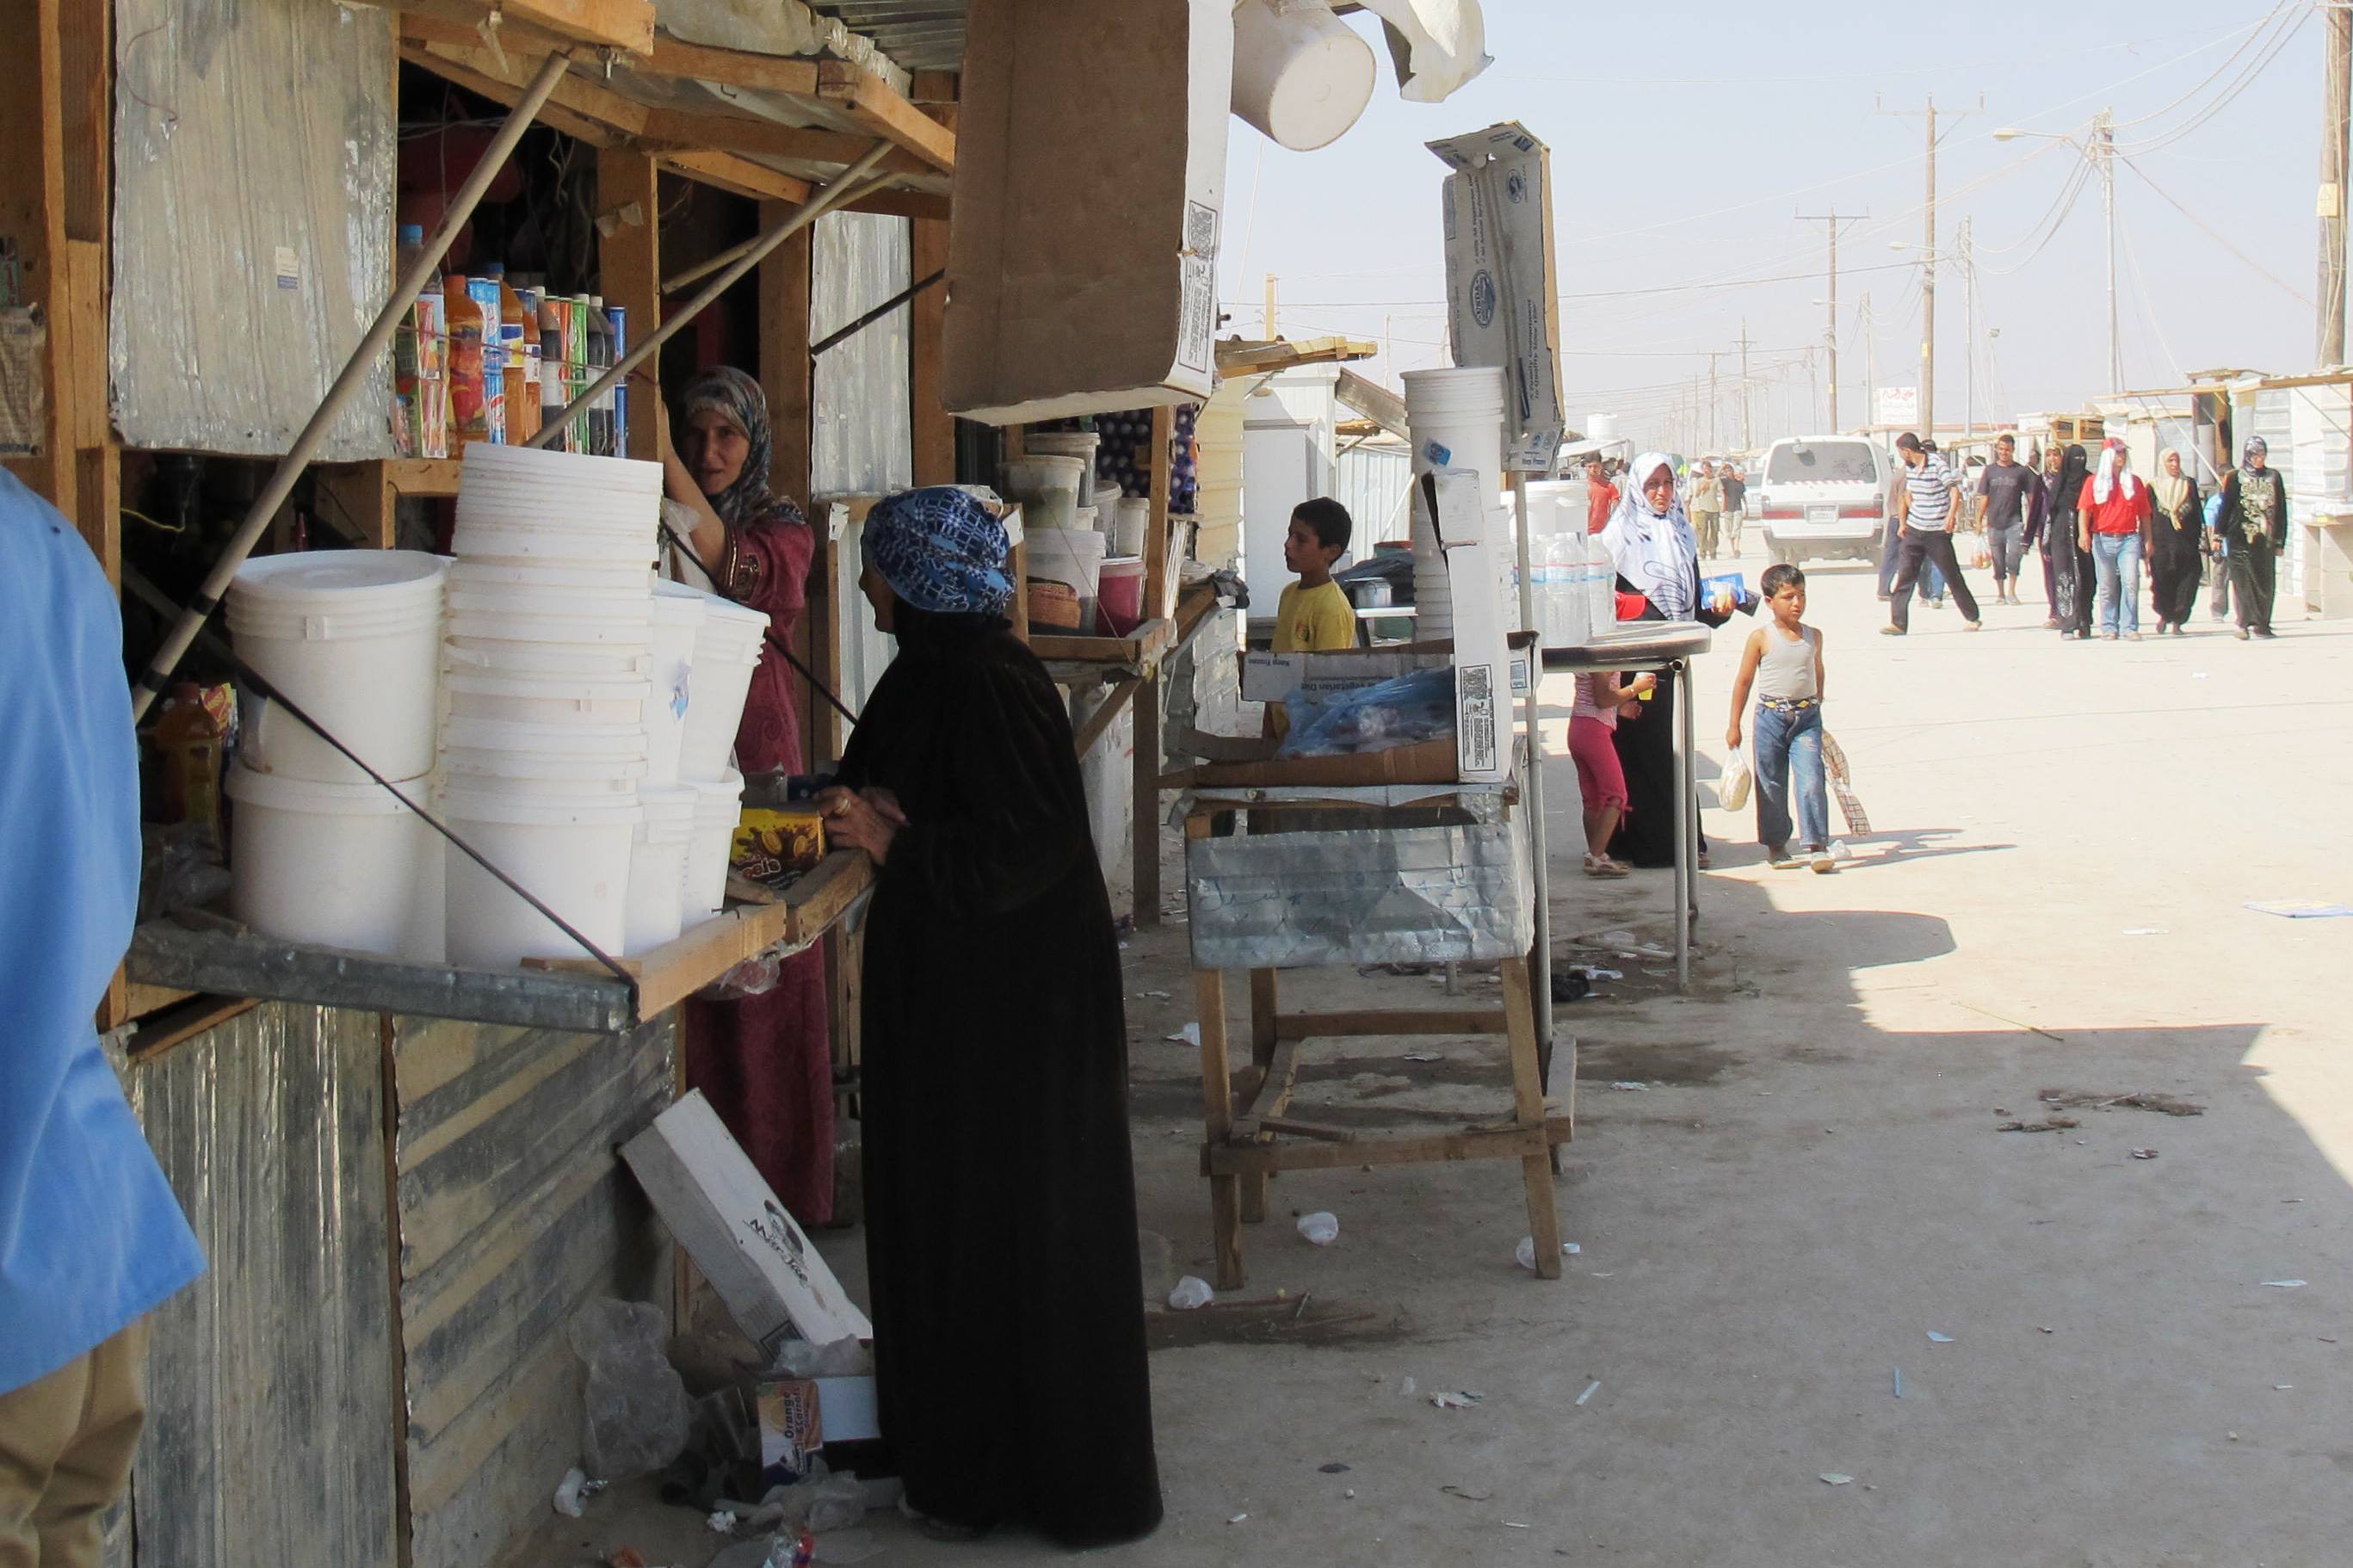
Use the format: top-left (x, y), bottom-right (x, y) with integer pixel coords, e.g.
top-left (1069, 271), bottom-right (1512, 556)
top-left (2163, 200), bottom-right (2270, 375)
top-left (1603, 452), bottom-right (1698, 618)
top-left (2091, 438), bottom-right (2140, 505)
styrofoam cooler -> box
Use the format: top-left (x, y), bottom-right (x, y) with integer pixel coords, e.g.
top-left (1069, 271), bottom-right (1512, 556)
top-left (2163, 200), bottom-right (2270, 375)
top-left (682, 771), bottom-right (745, 928)
top-left (228, 551), bottom-right (448, 785)
top-left (625, 785), bottom-right (700, 954)
top-left (225, 763), bottom-right (442, 960)
top-left (676, 594), bottom-right (769, 782)
top-left (441, 785), bottom-right (642, 968)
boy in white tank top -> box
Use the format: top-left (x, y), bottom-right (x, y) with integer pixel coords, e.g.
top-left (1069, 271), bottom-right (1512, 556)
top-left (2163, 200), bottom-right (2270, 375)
top-left (1726, 563), bottom-right (1834, 872)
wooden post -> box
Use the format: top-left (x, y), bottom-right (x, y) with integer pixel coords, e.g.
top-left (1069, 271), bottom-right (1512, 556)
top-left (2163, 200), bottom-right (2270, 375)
top-left (908, 83), bottom-right (955, 487)
top-left (1501, 957), bottom-right (1564, 1279)
top-left (1239, 968), bottom-right (1280, 1223)
top-left (0, 0), bottom-right (90, 560)
top-left (597, 148), bottom-right (662, 461)
top-left (1133, 405), bottom-right (1176, 928)
top-left (759, 215), bottom-right (813, 507)
top-left (1189, 814), bottom-right (1244, 1290)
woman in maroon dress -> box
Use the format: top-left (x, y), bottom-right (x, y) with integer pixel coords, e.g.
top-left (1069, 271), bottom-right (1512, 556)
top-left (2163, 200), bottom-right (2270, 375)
top-left (658, 366), bottom-right (834, 1224)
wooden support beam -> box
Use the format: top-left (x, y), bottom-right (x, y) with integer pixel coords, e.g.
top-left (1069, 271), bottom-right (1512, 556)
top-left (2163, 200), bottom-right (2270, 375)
top-left (816, 59), bottom-right (955, 173)
top-left (315, 464), bottom-right (398, 549)
top-left (645, 34), bottom-right (820, 96)
top-left (1202, 1118), bottom-right (1575, 1177)
top-left (1, 0), bottom-right (76, 524)
top-left (1072, 678), bottom-right (1140, 762)
top-left (394, 0), bottom-right (652, 54)
top-left (398, 39), bottom-right (632, 146)
top-left (1275, 1009), bottom-right (1508, 1040)
top-left (640, 110), bottom-right (934, 177)
top-left (909, 95), bottom-right (954, 488)
top-left (656, 151), bottom-right (812, 207)
top-left (596, 147), bottom-right (660, 460)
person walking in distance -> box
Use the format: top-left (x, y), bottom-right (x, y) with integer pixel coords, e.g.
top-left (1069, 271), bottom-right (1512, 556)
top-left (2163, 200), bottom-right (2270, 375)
top-left (2147, 449), bottom-right (2204, 635)
top-left (1582, 453), bottom-right (1620, 535)
top-left (1689, 459), bottom-right (1723, 561)
top-left (2216, 435), bottom-right (2288, 639)
top-left (2080, 438), bottom-right (2151, 641)
top-left (1881, 432), bottom-right (1982, 635)
top-left (1973, 434), bottom-right (2036, 605)
top-left (1718, 461), bottom-right (1748, 558)
top-left (1726, 562), bottom-right (1837, 874)
top-left (2025, 444), bottom-right (2065, 625)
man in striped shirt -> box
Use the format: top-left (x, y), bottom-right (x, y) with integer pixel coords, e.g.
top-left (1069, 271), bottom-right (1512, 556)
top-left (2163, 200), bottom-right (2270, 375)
top-left (1883, 432), bottom-right (1982, 635)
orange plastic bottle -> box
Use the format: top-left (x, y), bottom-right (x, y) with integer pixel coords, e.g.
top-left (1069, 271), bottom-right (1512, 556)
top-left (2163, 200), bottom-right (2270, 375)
top-left (153, 681), bottom-right (226, 855)
top-left (485, 262), bottom-right (536, 443)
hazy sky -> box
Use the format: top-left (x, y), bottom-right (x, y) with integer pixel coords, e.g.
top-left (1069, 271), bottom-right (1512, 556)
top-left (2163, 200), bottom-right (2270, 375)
top-left (1218, 0), bottom-right (2327, 452)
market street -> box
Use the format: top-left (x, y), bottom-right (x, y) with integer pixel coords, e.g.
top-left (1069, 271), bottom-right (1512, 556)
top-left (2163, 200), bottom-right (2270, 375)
top-left (785, 549), bottom-right (2352, 1568)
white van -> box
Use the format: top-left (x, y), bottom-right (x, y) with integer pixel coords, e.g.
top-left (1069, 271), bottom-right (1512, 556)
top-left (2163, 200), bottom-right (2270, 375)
top-left (1753, 435), bottom-right (1893, 565)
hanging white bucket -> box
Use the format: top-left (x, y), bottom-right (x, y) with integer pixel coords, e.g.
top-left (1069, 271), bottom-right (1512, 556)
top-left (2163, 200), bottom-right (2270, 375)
top-left (646, 584), bottom-right (707, 787)
top-left (225, 763), bottom-right (442, 960)
top-left (676, 598), bottom-right (769, 784)
top-left (438, 745), bottom-right (649, 799)
top-left (1231, 0), bottom-right (1379, 153)
top-left (625, 784), bottom-right (700, 955)
top-left (228, 550), bottom-right (448, 786)
top-left (441, 785), bottom-right (642, 968)
top-left (681, 770), bottom-right (745, 927)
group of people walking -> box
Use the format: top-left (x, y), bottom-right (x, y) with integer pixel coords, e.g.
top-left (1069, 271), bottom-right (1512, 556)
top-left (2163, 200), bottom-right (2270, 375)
top-left (1886, 430), bottom-right (2289, 641)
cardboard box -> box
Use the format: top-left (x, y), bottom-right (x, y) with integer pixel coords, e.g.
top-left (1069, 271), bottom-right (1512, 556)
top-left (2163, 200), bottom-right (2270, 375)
top-left (620, 1093), bottom-right (873, 1357)
top-left (757, 1375), bottom-right (881, 1477)
top-left (1429, 123), bottom-right (1564, 473)
top-left (944, 0), bottom-right (1231, 424)
top-left (1414, 468), bottom-right (1510, 782)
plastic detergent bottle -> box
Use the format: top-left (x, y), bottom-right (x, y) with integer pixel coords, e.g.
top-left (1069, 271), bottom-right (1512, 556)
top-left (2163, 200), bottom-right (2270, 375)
top-left (152, 682), bottom-right (226, 856)
top-left (584, 294), bottom-right (613, 455)
top-left (484, 262), bottom-right (534, 445)
top-left (444, 274), bottom-right (490, 447)
top-left (538, 293), bottom-right (569, 448)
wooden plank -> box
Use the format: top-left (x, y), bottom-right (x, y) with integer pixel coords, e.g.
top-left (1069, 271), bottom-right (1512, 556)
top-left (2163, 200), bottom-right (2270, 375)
top-left (1203, 1118), bottom-right (1573, 1176)
top-left (596, 147), bottom-right (660, 460)
top-left (378, 1016), bottom-right (417, 1568)
top-left (1230, 1035), bottom-right (1302, 1137)
top-left (1257, 1116), bottom-right (1356, 1142)
top-left (1145, 405), bottom-right (1175, 620)
top-left (815, 59), bottom-right (955, 173)
top-left (316, 463), bottom-right (396, 549)
top-left (835, 186), bottom-right (952, 223)
top-left (1031, 616), bottom-right (1176, 670)
top-left (122, 995), bottom-right (261, 1060)
top-left (639, 110), bottom-right (934, 176)
top-left (1132, 670), bottom-right (1161, 927)
top-left (659, 149), bottom-right (812, 206)
top-left (398, 41), bottom-right (621, 147)
top-left (1275, 1009), bottom-right (1508, 1040)
top-left (123, 978), bottom-right (196, 1019)
top-left (1072, 677), bottom-right (1139, 762)
top-left (910, 199), bottom-right (953, 486)
top-left (395, 0), bottom-right (652, 54)
top-left (0, 0), bottom-right (73, 516)
top-left (1501, 956), bottom-right (1564, 1279)
top-left (645, 34), bottom-right (820, 94)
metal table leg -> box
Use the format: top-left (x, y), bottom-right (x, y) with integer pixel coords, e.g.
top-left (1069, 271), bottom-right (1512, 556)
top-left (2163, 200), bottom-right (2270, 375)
top-left (1675, 657), bottom-right (1695, 991)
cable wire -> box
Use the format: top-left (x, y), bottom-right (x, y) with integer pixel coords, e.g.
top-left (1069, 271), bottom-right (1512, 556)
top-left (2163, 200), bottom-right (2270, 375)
top-left (2119, 154), bottom-right (2316, 306)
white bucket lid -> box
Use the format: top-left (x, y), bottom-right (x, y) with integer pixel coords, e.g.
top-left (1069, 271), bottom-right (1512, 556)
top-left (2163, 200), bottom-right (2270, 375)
top-left (442, 748), bottom-right (652, 783)
top-left (439, 783), bottom-right (644, 827)
top-left (459, 441), bottom-right (663, 493)
top-left (444, 670), bottom-right (652, 702)
top-left (231, 549), bottom-right (447, 608)
top-left (441, 715), bottom-right (651, 755)
top-left (449, 560), bottom-right (654, 590)
top-left (225, 762), bottom-right (426, 815)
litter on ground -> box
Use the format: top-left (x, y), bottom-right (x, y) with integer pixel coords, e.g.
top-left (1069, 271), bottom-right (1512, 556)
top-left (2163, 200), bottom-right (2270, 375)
top-left (1820, 1473), bottom-right (1854, 1486)
top-left (1576, 1380), bottom-right (1600, 1406)
top-left (1927, 1331), bottom-right (1954, 1343)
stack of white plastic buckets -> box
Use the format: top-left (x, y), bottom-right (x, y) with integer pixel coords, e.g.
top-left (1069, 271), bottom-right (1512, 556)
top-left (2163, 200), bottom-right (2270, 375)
top-left (1402, 365), bottom-right (1510, 644)
top-left (225, 551), bottom-right (450, 960)
top-left (667, 580), bottom-right (769, 929)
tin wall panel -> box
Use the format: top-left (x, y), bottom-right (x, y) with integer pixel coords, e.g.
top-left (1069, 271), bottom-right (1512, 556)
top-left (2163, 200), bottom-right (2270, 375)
top-left (122, 1003), bottom-right (399, 1568)
top-left (391, 1016), bottom-right (674, 1568)
top-left (110, 0), bottom-right (395, 458)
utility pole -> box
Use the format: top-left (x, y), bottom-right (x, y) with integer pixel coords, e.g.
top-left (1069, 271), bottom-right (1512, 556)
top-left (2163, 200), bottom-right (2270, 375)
top-left (1859, 291), bottom-right (1874, 432)
top-left (1796, 209), bottom-right (1865, 429)
top-left (1736, 320), bottom-right (1755, 448)
top-left (1880, 93), bottom-right (1981, 437)
top-left (2097, 110), bottom-right (2120, 393)
top-left (1706, 351), bottom-right (1721, 452)
top-left (1263, 273), bottom-right (1277, 338)
top-left (2325, 1), bottom-right (2351, 366)
top-left (1960, 215), bottom-right (1975, 438)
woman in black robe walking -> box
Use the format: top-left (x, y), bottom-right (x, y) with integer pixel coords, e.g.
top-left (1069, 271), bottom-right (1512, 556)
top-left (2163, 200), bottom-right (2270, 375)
top-left (2147, 448), bottom-right (2204, 634)
top-left (2041, 444), bottom-right (2093, 639)
top-left (817, 487), bottom-right (1162, 1547)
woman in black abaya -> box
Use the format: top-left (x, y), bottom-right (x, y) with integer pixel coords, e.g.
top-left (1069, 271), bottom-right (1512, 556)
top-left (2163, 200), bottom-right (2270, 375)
top-left (2044, 443), bottom-right (2094, 639)
top-left (1600, 453), bottom-right (1736, 869)
top-left (816, 488), bottom-right (1162, 1547)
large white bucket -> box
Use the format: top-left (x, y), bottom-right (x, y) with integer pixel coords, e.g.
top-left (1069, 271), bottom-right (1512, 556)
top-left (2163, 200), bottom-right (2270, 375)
top-left (442, 636), bottom-right (652, 679)
top-left (439, 745), bottom-right (649, 799)
top-left (225, 763), bottom-right (441, 960)
top-left (1023, 431), bottom-right (1101, 486)
top-left (448, 559), bottom-right (654, 595)
top-left (1231, 0), bottom-right (1379, 152)
top-left (1111, 497), bottom-right (1152, 556)
top-left (1002, 454), bottom-right (1087, 531)
top-left (682, 771), bottom-right (745, 927)
top-left (1028, 526), bottom-right (1107, 628)
top-left (646, 586), bottom-right (706, 787)
top-left (441, 785), bottom-right (641, 968)
top-left (228, 551), bottom-right (448, 786)
top-left (452, 518), bottom-right (657, 566)
top-left (676, 598), bottom-right (769, 783)
top-left (456, 441), bottom-right (663, 505)
top-left (625, 784), bottom-right (700, 955)
top-left (443, 670), bottom-right (650, 727)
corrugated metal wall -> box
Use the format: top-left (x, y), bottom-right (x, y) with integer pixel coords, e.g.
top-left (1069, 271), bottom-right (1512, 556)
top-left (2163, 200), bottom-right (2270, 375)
top-left (392, 1015), bottom-right (674, 1568)
top-left (1336, 440), bottom-right (1413, 551)
top-left (124, 1003), bottom-right (401, 1568)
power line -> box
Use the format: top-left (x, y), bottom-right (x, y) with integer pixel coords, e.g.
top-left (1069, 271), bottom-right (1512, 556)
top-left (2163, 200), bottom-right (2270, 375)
top-left (2113, 0), bottom-right (2299, 127)
top-left (2118, 154), bottom-right (2316, 306)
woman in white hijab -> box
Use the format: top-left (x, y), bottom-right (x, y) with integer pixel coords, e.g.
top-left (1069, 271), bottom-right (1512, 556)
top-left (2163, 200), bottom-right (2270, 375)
top-left (1598, 453), bottom-right (1735, 868)
top-left (2147, 448), bottom-right (2203, 635)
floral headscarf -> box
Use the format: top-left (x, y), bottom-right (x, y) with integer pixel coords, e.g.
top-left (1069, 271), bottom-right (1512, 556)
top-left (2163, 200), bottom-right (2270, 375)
top-left (862, 487), bottom-right (1014, 618)
top-left (681, 367), bottom-right (780, 529)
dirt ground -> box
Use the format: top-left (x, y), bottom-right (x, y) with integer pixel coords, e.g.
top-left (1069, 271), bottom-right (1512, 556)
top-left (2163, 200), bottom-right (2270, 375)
top-left (539, 550), bottom-right (2353, 1567)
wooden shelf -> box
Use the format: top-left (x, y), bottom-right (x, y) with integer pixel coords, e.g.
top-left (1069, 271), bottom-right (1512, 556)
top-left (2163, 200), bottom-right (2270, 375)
top-left (1034, 616), bottom-right (1176, 681)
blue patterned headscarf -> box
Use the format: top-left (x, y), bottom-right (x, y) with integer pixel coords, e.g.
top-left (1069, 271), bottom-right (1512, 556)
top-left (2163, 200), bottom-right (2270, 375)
top-left (862, 487), bottom-right (1014, 617)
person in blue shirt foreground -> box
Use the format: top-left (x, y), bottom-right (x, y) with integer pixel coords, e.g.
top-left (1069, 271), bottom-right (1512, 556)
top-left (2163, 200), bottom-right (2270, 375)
top-left (0, 471), bottom-right (204, 1568)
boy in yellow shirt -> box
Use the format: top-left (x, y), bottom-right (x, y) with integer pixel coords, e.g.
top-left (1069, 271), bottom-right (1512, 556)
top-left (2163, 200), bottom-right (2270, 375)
top-left (1273, 497), bottom-right (1357, 652)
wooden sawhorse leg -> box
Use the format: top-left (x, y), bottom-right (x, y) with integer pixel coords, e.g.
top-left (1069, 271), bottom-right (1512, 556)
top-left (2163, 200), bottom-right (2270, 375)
top-left (1189, 818), bottom-right (1245, 1288)
top-left (1502, 955), bottom-right (1564, 1278)
top-left (1240, 967), bottom-right (1280, 1224)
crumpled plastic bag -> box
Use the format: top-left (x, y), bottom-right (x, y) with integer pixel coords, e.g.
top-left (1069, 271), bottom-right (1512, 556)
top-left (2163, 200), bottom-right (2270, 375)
top-left (1718, 744), bottom-right (1752, 812)
top-left (699, 952), bottom-right (782, 1000)
top-left (1276, 668), bottom-right (1455, 759)
top-left (566, 1299), bottom-right (694, 1480)
top-left (767, 1337), bottom-right (873, 1379)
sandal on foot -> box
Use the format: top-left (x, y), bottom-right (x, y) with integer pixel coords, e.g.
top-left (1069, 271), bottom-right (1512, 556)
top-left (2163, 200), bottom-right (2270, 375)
top-left (1583, 853), bottom-right (1630, 879)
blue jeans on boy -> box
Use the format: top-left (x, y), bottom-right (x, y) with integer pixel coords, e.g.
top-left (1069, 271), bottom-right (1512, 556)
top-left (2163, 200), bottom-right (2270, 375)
top-left (1752, 699), bottom-right (1828, 853)
top-left (2092, 531), bottom-right (2142, 634)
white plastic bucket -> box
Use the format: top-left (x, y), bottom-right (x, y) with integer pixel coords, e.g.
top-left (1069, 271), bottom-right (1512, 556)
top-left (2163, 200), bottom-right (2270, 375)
top-left (1231, 0), bottom-right (1378, 152)
top-left (448, 559), bottom-right (654, 595)
top-left (1023, 431), bottom-right (1101, 486)
top-left (625, 784), bottom-right (700, 955)
top-left (682, 771), bottom-right (745, 927)
top-left (1028, 526), bottom-right (1106, 627)
top-left (445, 577), bottom-right (654, 621)
top-left (225, 763), bottom-right (441, 960)
top-left (645, 586), bottom-right (706, 786)
top-left (441, 785), bottom-right (641, 968)
top-left (444, 608), bottom-right (653, 648)
top-left (457, 441), bottom-right (663, 501)
top-left (676, 597), bottom-right (769, 783)
top-left (440, 715), bottom-right (648, 760)
top-left (229, 551), bottom-right (448, 786)
top-left (1405, 366), bottom-right (1508, 487)
top-left (443, 670), bottom-right (650, 727)
top-left (442, 636), bottom-right (652, 679)
top-left (439, 746), bottom-right (649, 797)
top-left (1112, 497), bottom-right (1152, 556)
top-left (452, 519), bottom-right (657, 565)
top-left (1002, 455), bottom-right (1087, 531)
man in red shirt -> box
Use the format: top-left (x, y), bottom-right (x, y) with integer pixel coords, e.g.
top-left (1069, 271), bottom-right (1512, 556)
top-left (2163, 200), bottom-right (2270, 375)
top-left (1583, 454), bottom-right (1620, 534)
top-left (2078, 437), bottom-right (2152, 640)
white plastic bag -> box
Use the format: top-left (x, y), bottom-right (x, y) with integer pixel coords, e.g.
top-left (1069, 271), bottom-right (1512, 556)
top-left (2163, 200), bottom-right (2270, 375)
top-left (1719, 744), bottom-right (1753, 812)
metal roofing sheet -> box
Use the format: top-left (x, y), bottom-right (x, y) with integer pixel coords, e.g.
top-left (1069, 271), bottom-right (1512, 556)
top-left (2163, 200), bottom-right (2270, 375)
top-left (804, 1), bottom-right (969, 71)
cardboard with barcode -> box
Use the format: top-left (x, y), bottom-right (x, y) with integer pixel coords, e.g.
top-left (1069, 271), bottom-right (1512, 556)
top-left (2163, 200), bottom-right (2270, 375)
top-left (621, 1092), bottom-right (872, 1356)
top-left (1429, 122), bottom-right (1564, 473)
